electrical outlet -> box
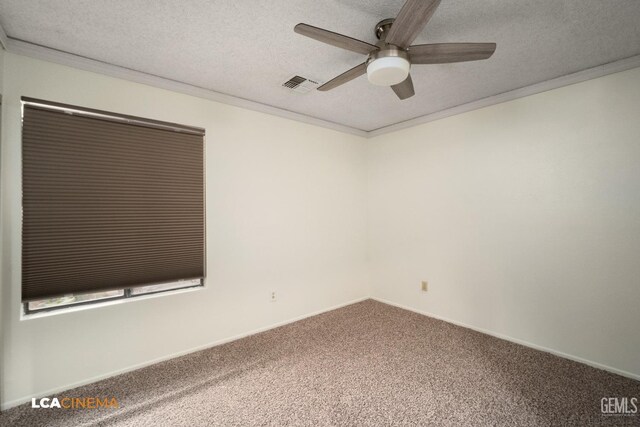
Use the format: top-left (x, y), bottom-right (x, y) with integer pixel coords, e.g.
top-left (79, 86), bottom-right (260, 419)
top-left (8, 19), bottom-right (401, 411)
top-left (270, 291), bottom-right (277, 302)
top-left (421, 281), bottom-right (428, 292)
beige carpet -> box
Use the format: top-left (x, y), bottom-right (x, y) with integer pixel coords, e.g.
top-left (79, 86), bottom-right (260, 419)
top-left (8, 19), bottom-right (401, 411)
top-left (2, 300), bottom-right (639, 426)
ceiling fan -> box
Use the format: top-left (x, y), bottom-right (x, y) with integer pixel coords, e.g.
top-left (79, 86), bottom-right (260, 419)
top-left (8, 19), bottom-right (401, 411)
top-left (294, 0), bottom-right (496, 100)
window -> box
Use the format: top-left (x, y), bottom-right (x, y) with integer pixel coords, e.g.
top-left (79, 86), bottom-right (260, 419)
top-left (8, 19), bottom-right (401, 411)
top-left (24, 279), bottom-right (202, 314)
top-left (21, 98), bottom-right (205, 312)
top-left (27, 289), bottom-right (125, 312)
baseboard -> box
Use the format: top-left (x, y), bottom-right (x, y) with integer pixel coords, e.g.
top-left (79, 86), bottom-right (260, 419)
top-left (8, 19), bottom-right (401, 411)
top-left (1, 296), bottom-right (369, 410)
top-left (371, 297), bottom-right (640, 382)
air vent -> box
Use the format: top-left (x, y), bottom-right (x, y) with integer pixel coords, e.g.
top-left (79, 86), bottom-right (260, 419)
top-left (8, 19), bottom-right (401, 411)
top-left (282, 75), bottom-right (322, 94)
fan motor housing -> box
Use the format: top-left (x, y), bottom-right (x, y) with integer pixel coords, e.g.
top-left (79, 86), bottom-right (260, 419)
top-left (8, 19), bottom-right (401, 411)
top-left (367, 46), bottom-right (409, 64)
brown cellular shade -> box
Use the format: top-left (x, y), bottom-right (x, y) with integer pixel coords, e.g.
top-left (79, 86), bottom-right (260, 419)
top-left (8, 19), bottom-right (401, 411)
top-left (21, 99), bottom-right (205, 301)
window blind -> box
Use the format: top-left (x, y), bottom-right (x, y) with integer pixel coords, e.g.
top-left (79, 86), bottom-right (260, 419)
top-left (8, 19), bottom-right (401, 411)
top-left (21, 98), bottom-right (205, 301)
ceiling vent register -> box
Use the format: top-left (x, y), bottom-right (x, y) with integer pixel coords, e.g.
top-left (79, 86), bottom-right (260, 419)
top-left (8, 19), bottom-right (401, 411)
top-left (282, 75), bottom-right (322, 93)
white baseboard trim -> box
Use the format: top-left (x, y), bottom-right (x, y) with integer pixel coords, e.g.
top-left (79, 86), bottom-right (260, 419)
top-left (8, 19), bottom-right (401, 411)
top-left (371, 296), bottom-right (640, 382)
top-left (1, 296), bottom-right (369, 411)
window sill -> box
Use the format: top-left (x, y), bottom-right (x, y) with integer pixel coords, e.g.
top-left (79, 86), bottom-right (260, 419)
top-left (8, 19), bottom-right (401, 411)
top-left (20, 284), bottom-right (204, 321)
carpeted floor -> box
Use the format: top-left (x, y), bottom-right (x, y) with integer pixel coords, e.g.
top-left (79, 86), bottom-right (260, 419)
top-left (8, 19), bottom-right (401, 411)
top-left (1, 299), bottom-right (639, 426)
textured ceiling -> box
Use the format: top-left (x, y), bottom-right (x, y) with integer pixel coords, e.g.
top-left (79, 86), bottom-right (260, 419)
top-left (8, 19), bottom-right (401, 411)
top-left (1, 0), bottom-right (640, 132)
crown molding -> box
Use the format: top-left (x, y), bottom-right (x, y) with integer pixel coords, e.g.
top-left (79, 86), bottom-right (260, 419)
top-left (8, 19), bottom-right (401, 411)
top-left (3, 34), bottom-right (640, 139)
top-left (4, 38), bottom-right (368, 138)
top-left (368, 54), bottom-right (640, 137)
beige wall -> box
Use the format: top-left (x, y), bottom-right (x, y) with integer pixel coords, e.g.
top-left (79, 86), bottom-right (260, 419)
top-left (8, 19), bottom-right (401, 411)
top-left (0, 52), bottom-right (369, 408)
top-left (367, 67), bottom-right (640, 379)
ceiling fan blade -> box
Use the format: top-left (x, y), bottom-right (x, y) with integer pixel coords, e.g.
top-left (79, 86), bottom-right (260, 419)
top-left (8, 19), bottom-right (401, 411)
top-left (317, 63), bottom-right (367, 91)
top-left (409, 43), bottom-right (497, 64)
top-left (295, 23), bottom-right (378, 55)
top-left (391, 74), bottom-right (415, 100)
top-left (385, 0), bottom-right (441, 48)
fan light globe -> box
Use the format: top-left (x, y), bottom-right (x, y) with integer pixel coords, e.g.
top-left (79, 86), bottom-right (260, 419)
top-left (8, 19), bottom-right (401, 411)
top-left (367, 56), bottom-right (410, 86)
